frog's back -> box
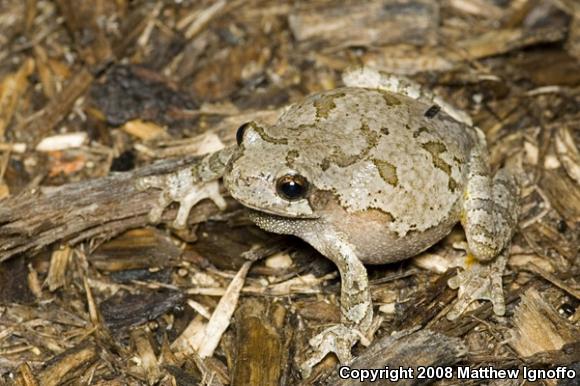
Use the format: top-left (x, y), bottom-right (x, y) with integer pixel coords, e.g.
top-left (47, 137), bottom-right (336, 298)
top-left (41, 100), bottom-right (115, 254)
top-left (266, 87), bottom-right (479, 237)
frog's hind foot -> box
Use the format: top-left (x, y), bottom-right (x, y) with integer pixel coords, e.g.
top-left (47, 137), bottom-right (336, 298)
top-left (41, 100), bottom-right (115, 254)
top-left (137, 169), bottom-right (226, 229)
top-left (300, 324), bottom-right (363, 378)
top-left (447, 248), bottom-right (508, 320)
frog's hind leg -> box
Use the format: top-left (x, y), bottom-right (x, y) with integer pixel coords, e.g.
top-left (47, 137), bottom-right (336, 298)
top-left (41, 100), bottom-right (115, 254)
top-left (462, 153), bottom-right (519, 262)
top-left (342, 66), bottom-right (473, 126)
top-left (448, 151), bottom-right (519, 320)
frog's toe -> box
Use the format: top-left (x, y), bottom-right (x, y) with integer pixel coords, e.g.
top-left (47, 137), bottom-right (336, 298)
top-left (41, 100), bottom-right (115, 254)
top-left (300, 324), bottom-right (361, 378)
top-left (447, 250), bottom-right (507, 320)
top-left (136, 175), bottom-right (167, 191)
top-left (148, 190), bottom-right (172, 224)
top-left (204, 180), bottom-right (227, 211)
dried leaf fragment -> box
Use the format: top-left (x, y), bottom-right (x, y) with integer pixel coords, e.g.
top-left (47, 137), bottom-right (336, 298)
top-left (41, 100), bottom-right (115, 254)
top-left (555, 127), bottom-right (580, 184)
top-left (0, 58), bottom-right (34, 137)
top-left (122, 119), bottom-right (168, 141)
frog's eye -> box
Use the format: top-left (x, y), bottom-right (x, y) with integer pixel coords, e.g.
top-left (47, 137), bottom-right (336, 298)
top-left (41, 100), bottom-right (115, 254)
top-left (236, 122), bottom-right (252, 146)
top-left (276, 174), bottom-right (309, 201)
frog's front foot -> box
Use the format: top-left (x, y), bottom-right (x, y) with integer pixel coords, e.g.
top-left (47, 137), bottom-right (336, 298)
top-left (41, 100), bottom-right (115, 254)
top-left (300, 324), bottom-right (364, 378)
top-left (447, 249), bottom-right (508, 320)
top-left (137, 168), bottom-right (227, 229)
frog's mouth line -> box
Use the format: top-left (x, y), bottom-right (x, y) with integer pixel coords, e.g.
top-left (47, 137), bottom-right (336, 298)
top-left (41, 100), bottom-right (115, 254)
top-left (246, 208), bottom-right (319, 220)
top-left (233, 197), bottom-right (321, 220)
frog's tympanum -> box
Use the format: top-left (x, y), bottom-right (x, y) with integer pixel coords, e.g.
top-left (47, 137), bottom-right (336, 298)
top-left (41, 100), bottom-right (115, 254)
top-left (138, 67), bottom-right (519, 377)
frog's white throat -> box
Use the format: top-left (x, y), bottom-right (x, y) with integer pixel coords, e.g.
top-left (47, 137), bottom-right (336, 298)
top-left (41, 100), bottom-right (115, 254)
top-left (247, 209), bottom-right (319, 236)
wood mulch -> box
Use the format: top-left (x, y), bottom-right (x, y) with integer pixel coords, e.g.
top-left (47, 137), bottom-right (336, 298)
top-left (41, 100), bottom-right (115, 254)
top-left (0, 1), bottom-right (578, 385)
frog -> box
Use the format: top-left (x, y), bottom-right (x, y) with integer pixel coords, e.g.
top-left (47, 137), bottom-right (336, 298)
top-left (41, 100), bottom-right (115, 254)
top-left (137, 67), bottom-right (519, 377)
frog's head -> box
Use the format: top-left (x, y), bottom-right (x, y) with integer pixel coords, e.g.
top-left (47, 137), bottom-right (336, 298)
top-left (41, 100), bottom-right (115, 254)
top-left (223, 121), bottom-right (320, 219)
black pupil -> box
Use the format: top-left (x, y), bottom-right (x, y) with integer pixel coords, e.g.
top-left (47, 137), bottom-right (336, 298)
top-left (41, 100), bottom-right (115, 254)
top-left (277, 175), bottom-right (308, 200)
top-left (236, 123), bottom-right (250, 145)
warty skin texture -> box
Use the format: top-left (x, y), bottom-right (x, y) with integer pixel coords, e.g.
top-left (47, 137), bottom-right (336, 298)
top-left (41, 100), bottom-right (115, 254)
top-left (224, 87), bottom-right (482, 263)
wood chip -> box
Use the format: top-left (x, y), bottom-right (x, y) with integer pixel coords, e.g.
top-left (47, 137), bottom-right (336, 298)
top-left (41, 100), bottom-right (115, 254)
top-left (121, 119), bottom-right (168, 141)
top-left (45, 245), bottom-right (72, 291)
top-left (0, 58), bottom-right (34, 138)
top-left (289, 0), bottom-right (438, 48)
top-left (130, 327), bottom-right (161, 384)
top-left (510, 288), bottom-right (578, 357)
top-left (37, 344), bottom-right (98, 386)
top-left (35, 132), bottom-right (88, 152)
top-left (197, 261), bottom-right (252, 358)
top-left (232, 299), bottom-right (284, 385)
top-left (555, 126), bottom-right (580, 184)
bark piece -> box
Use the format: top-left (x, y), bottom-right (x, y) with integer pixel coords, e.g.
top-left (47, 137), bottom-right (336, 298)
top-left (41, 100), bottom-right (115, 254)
top-left (90, 228), bottom-right (181, 273)
top-left (289, 0), bottom-right (439, 48)
top-left (0, 155), bottom-right (221, 262)
top-left (100, 290), bottom-right (184, 333)
top-left (0, 256), bottom-right (35, 304)
top-left (37, 343), bottom-right (98, 386)
top-left (509, 288), bottom-right (579, 357)
top-left (232, 298), bottom-right (286, 386)
top-left (324, 329), bottom-right (467, 386)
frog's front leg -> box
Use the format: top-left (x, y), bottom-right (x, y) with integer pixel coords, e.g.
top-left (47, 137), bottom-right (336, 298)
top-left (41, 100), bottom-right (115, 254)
top-left (137, 146), bottom-right (235, 229)
top-left (448, 150), bottom-right (519, 319)
top-left (299, 229), bottom-right (373, 378)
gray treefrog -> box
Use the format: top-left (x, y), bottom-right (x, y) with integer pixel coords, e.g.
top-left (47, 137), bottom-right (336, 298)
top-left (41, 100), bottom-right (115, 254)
top-left (137, 67), bottom-right (519, 377)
